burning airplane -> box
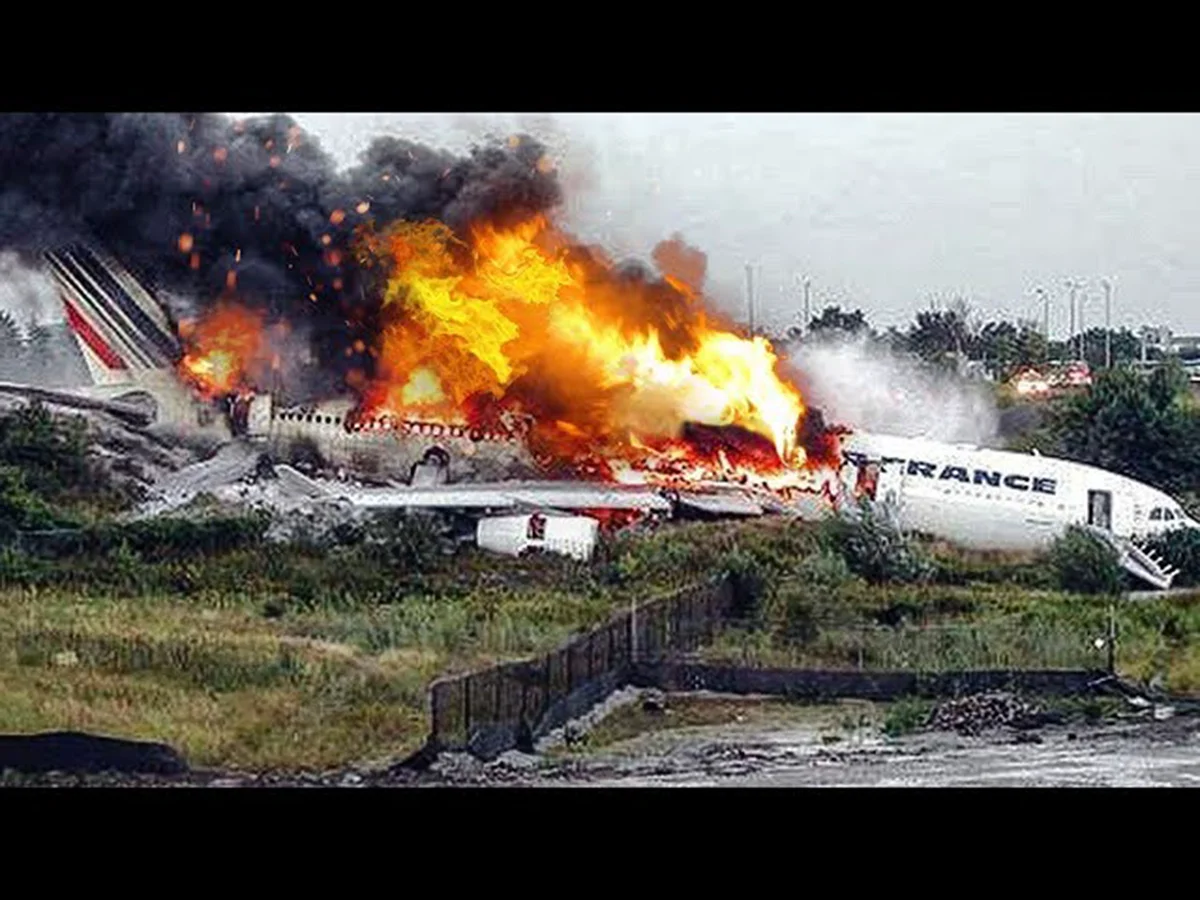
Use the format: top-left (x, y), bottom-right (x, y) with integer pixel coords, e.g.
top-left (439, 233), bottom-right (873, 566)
top-left (0, 114), bottom-right (1193, 585)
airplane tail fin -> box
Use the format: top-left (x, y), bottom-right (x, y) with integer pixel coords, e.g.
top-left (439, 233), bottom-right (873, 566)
top-left (43, 244), bottom-right (181, 388)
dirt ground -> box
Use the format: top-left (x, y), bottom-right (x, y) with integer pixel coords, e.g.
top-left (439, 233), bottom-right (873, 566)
top-left (5, 693), bottom-right (1200, 787)
top-left (415, 693), bottom-right (1200, 788)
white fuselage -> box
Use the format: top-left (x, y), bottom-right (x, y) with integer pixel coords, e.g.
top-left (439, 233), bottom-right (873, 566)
top-left (840, 432), bottom-right (1199, 551)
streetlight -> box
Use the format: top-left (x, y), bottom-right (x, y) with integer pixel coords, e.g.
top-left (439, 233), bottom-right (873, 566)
top-left (1101, 279), bottom-right (1113, 369)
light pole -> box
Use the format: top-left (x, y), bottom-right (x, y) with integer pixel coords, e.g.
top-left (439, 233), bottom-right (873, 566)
top-left (1101, 279), bottom-right (1113, 369)
top-left (1079, 288), bottom-right (1087, 363)
top-left (744, 263), bottom-right (755, 335)
top-left (803, 277), bottom-right (811, 334)
top-left (1065, 280), bottom-right (1080, 361)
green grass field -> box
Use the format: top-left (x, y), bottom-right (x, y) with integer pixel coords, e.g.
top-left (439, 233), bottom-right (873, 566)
top-left (4, 513), bottom-right (1200, 773)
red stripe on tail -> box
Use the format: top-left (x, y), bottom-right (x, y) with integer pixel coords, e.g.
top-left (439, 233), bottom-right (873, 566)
top-left (63, 297), bottom-right (128, 370)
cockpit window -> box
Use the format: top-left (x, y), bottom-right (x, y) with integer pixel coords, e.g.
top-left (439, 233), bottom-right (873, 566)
top-left (1151, 508), bottom-right (1164, 521)
top-left (1166, 509), bottom-right (1177, 521)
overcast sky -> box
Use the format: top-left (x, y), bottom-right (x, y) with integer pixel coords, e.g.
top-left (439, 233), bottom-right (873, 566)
top-left (282, 113), bottom-right (1200, 338)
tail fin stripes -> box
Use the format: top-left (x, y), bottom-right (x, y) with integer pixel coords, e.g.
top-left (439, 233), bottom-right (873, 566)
top-left (63, 244), bottom-right (178, 365)
top-left (44, 245), bottom-right (181, 387)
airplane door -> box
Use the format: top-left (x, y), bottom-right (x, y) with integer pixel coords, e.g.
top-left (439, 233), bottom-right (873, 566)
top-left (1088, 490), bottom-right (1113, 531)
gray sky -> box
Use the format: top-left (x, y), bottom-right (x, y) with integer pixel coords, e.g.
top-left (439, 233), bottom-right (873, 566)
top-left (262, 113), bottom-right (1200, 337)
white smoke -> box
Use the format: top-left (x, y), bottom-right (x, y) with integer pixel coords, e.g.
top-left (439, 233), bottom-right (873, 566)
top-left (0, 251), bottom-right (60, 327)
top-left (789, 332), bottom-right (1000, 446)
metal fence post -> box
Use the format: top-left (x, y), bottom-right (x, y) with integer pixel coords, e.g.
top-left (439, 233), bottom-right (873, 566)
top-left (630, 597), bottom-right (638, 665)
top-left (1107, 600), bottom-right (1117, 674)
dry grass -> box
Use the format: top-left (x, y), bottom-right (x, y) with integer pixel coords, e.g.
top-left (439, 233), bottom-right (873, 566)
top-left (551, 695), bottom-right (880, 757)
top-left (0, 584), bottom-right (605, 771)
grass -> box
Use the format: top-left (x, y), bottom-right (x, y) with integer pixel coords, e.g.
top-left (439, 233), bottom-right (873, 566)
top-left (702, 575), bottom-right (1200, 697)
top-left (882, 697), bottom-right (934, 737)
top-left (548, 694), bottom-right (880, 756)
top-left (0, 518), bottom-right (813, 771)
top-left (6, 509), bottom-right (1200, 772)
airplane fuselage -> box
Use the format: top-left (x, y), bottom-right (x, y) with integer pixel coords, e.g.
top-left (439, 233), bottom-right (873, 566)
top-left (840, 432), bottom-right (1198, 552)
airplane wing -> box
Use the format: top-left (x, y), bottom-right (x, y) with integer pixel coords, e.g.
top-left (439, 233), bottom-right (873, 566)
top-left (280, 469), bottom-right (674, 514)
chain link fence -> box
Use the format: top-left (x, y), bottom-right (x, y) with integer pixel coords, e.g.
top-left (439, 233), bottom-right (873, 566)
top-left (427, 577), bottom-right (735, 759)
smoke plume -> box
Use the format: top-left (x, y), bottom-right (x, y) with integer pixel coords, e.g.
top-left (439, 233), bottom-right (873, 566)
top-left (0, 113), bottom-right (561, 399)
top-left (0, 251), bottom-right (59, 327)
top-left (789, 332), bottom-right (1000, 446)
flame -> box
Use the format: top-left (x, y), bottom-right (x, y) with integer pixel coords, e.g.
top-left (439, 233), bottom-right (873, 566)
top-left (355, 215), bottom-right (828, 482)
top-left (178, 304), bottom-right (269, 399)
top-left (171, 210), bottom-right (840, 489)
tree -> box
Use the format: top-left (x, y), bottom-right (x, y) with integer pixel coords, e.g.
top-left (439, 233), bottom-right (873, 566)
top-left (972, 319), bottom-right (1049, 379)
top-left (0, 310), bottom-right (24, 380)
top-left (1073, 327), bottom-right (1142, 369)
top-left (905, 306), bottom-right (975, 364)
top-left (804, 305), bottom-right (870, 338)
top-left (1050, 360), bottom-right (1199, 494)
top-left (23, 323), bottom-right (52, 384)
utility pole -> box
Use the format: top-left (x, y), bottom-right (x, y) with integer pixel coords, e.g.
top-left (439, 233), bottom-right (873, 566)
top-left (744, 263), bottom-right (755, 336)
top-left (1078, 289), bottom-right (1087, 363)
top-left (1066, 280), bottom-right (1078, 361)
top-left (803, 276), bottom-right (811, 334)
top-left (1102, 279), bottom-right (1113, 369)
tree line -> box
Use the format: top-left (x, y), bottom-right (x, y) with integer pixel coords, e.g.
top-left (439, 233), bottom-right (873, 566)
top-left (783, 301), bottom-right (1153, 380)
top-left (0, 310), bottom-right (86, 387)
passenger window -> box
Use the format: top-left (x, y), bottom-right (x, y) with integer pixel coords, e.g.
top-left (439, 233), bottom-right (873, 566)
top-left (1151, 508), bottom-right (1163, 521)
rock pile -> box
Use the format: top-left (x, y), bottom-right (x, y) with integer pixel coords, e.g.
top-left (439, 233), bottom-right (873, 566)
top-left (927, 692), bottom-right (1044, 736)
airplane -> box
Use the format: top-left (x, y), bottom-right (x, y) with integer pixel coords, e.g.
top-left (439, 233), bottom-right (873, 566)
top-left (2, 242), bottom-right (1195, 584)
top-left (1, 243), bottom-right (773, 531)
top-left (838, 431), bottom-right (1198, 589)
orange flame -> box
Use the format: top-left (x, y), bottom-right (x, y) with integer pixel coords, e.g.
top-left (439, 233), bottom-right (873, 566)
top-left (355, 215), bottom-right (828, 482)
top-left (178, 304), bottom-right (268, 399)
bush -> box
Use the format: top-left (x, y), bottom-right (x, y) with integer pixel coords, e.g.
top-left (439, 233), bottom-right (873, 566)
top-left (0, 465), bottom-right (68, 539)
top-left (1142, 527), bottom-right (1200, 587)
top-left (723, 550), bottom-right (768, 624)
top-left (0, 402), bottom-right (132, 515)
top-left (795, 548), bottom-right (856, 591)
top-left (818, 501), bottom-right (935, 585)
top-left (1048, 525), bottom-right (1124, 595)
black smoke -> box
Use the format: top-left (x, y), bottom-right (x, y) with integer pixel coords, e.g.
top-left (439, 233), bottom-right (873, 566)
top-left (0, 113), bottom-right (561, 400)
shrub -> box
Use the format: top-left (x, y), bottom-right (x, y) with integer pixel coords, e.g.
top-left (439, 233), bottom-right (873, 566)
top-left (795, 548), bottom-right (856, 591)
top-left (1048, 525), bottom-right (1124, 595)
top-left (818, 500), bottom-right (935, 585)
top-left (0, 465), bottom-right (68, 538)
top-left (883, 697), bottom-right (933, 737)
top-left (360, 511), bottom-right (448, 575)
top-left (723, 550), bottom-right (768, 625)
top-left (0, 402), bottom-right (132, 515)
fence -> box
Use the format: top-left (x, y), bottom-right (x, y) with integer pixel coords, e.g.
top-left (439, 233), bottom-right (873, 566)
top-left (420, 575), bottom-right (1122, 764)
top-left (426, 576), bottom-right (735, 760)
top-left (704, 617), bottom-right (1115, 674)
